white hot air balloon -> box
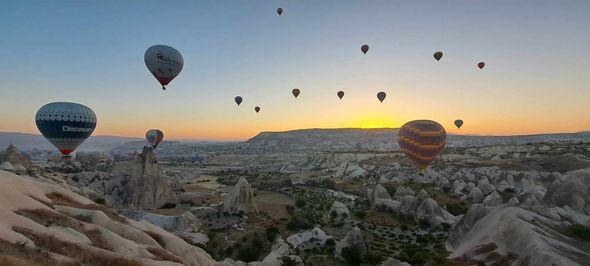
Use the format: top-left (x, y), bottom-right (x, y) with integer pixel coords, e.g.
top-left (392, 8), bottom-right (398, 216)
top-left (144, 45), bottom-right (184, 90)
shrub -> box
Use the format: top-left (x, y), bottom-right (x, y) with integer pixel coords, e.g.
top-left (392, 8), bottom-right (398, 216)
top-left (237, 246), bottom-right (261, 262)
top-left (566, 224), bottom-right (590, 241)
top-left (295, 199), bottom-right (306, 208)
top-left (287, 217), bottom-right (312, 231)
top-left (354, 209), bottom-right (367, 219)
top-left (265, 226), bottom-right (280, 241)
top-left (341, 246), bottom-right (364, 265)
top-left (446, 202), bottom-right (469, 216)
top-left (281, 256), bottom-right (299, 266)
top-left (93, 197), bottom-right (106, 205)
top-left (158, 202), bottom-right (176, 209)
top-left (330, 210), bottom-right (338, 219)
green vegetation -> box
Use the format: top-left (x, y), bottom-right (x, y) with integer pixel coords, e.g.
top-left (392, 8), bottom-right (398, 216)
top-left (341, 246), bottom-right (364, 265)
top-left (295, 199), bottom-right (306, 208)
top-left (565, 224), bottom-right (590, 241)
top-left (446, 202), bottom-right (469, 216)
top-left (287, 217), bottom-right (313, 231)
top-left (265, 226), bottom-right (280, 241)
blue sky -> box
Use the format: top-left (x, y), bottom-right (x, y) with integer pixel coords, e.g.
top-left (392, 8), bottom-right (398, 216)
top-left (1, 1), bottom-right (589, 140)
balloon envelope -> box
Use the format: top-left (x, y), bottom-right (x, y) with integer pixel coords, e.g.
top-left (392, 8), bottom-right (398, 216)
top-left (235, 96), bottom-right (243, 106)
top-left (292, 88), bottom-right (300, 98)
top-left (478, 62), bottom-right (485, 69)
top-left (146, 129), bottom-right (164, 148)
top-left (277, 8), bottom-right (283, 15)
top-left (255, 106), bottom-right (261, 113)
top-left (433, 51), bottom-right (443, 61)
top-left (454, 119), bottom-right (464, 129)
top-left (35, 102), bottom-right (97, 156)
top-left (361, 44), bottom-right (369, 54)
top-left (377, 91), bottom-right (386, 102)
top-left (144, 45), bottom-right (184, 90)
top-left (397, 120), bottom-right (446, 171)
top-left (337, 91), bottom-right (344, 99)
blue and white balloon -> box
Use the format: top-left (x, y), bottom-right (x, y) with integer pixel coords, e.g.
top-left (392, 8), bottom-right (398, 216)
top-left (35, 102), bottom-right (97, 156)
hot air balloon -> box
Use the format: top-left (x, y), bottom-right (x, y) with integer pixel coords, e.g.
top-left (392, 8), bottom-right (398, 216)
top-left (361, 44), bottom-right (369, 54)
top-left (478, 62), bottom-right (485, 69)
top-left (146, 129), bottom-right (164, 148)
top-left (235, 96), bottom-right (243, 106)
top-left (145, 45), bottom-right (184, 90)
top-left (255, 106), bottom-right (261, 113)
top-left (35, 102), bottom-right (97, 157)
top-left (454, 119), bottom-right (464, 129)
top-left (433, 51), bottom-right (443, 61)
top-left (292, 88), bottom-right (300, 98)
top-left (337, 91), bottom-right (345, 99)
top-left (277, 8), bottom-right (283, 15)
top-left (377, 91), bottom-right (386, 102)
top-left (397, 120), bottom-right (447, 171)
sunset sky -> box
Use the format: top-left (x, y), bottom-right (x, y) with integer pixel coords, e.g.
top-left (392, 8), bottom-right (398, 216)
top-left (1, 1), bottom-right (589, 141)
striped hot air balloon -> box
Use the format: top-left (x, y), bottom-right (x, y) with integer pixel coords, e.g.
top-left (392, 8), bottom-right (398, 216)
top-left (397, 120), bottom-right (446, 171)
top-left (35, 102), bottom-right (97, 156)
top-left (146, 129), bottom-right (164, 148)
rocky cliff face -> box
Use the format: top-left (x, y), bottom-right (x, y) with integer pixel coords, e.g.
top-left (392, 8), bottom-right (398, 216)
top-left (120, 146), bottom-right (172, 210)
top-left (0, 144), bottom-right (32, 170)
top-left (223, 177), bottom-right (258, 214)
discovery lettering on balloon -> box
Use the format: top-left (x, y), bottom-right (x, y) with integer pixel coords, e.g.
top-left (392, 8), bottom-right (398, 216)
top-left (62, 126), bottom-right (94, 133)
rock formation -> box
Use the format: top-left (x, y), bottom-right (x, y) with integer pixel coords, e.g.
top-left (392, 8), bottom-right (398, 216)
top-left (0, 170), bottom-right (215, 265)
top-left (0, 144), bottom-right (32, 170)
top-left (335, 227), bottom-right (367, 261)
top-left (286, 227), bottom-right (332, 249)
top-left (223, 177), bottom-right (258, 214)
top-left (448, 203), bottom-right (590, 265)
top-left (329, 201), bottom-right (350, 218)
top-left (120, 146), bottom-right (172, 210)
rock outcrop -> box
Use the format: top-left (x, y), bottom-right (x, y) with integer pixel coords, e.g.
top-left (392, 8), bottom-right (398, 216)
top-left (335, 227), bottom-right (367, 261)
top-left (329, 201), bottom-right (350, 218)
top-left (120, 147), bottom-right (172, 210)
top-left (223, 177), bottom-right (258, 214)
top-left (0, 144), bottom-right (32, 170)
top-left (0, 170), bottom-right (215, 265)
top-left (448, 203), bottom-right (590, 265)
top-left (286, 227), bottom-right (332, 249)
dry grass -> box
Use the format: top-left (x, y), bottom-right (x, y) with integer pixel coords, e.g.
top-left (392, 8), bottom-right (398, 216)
top-left (46, 193), bottom-right (127, 224)
top-left (145, 246), bottom-right (184, 263)
top-left (15, 209), bottom-right (84, 231)
top-left (0, 238), bottom-right (60, 266)
top-left (144, 231), bottom-right (166, 248)
top-left (12, 226), bottom-right (142, 266)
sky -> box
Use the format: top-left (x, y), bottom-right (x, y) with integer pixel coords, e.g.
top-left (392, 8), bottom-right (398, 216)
top-left (1, 0), bottom-right (589, 141)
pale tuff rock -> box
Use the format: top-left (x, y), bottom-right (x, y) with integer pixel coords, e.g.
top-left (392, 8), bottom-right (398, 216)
top-left (367, 183), bottom-right (392, 206)
top-left (262, 238), bottom-right (291, 263)
top-left (496, 180), bottom-right (510, 192)
top-left (393, 186), bottom-right (415, 198)
top-left (121, 146), bottom-right (173, 210)
top-left (466, 187), bottom-right (484, 203)
top-left (379, 258), bottom-right (411, 266)
top-left (0, 144), bottom-right (33, 170)
top-left (478, 177), bottom-right (494, 195)
top-left (543, 168), bottom-right (590, 215)
top-left (329, 201), bottom-right (351, 217)
top-left (286, 227), bottom-right (332, 249)
top-left (335, 227), bottom-right (367, 261)
top-left (223, 177), bottom-right (258, 214)
top-left (448, 204), bottom-right (590, 266)
top-left (0, 170), bottom-right (215, 266)
top-left (483, 190), bottom-right (504, 206)
top-left (0, 161), bottom-right (16, 171)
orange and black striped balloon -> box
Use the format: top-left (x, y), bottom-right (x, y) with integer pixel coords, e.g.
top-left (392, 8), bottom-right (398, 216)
top-left (397, 120), bottom-right (446, 171)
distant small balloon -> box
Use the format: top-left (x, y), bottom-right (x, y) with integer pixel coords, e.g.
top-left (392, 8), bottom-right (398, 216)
top-left (146, 129), bottom-right (164, 148)
top-left (255, 106), bottom-right (261, 113)
top-left (292, 88), bottom-right (300, 98)
top-left (433, 51), bottom-right (443, 61)
top-left (377, 91), bottom-right (386, 103)
top-left (478, 62), bottom-right (485, 69)
top-left (454, 119), bottom-right (464, 129)
top-left (337, 91), bottom-right (345, 99)
top-left (361, 44), bottom-right (369, 54)
top-left (235, 96), bottom-right (243, 106)
top-left (277, 8), bottom-right (283, 15)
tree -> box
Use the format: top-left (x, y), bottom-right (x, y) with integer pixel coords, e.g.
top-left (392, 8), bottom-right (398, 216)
top-left (341, 246), bottom-right (364, 265)
top-left (295, 199), bottom-right (306, 208)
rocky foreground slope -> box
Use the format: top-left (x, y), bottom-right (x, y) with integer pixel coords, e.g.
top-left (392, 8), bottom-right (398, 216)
top-left (0, 170), bottom-right (215, 266)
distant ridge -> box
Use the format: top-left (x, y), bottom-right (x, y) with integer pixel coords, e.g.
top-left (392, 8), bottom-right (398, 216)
top-left (0, 132), bottom-right (142, 151)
